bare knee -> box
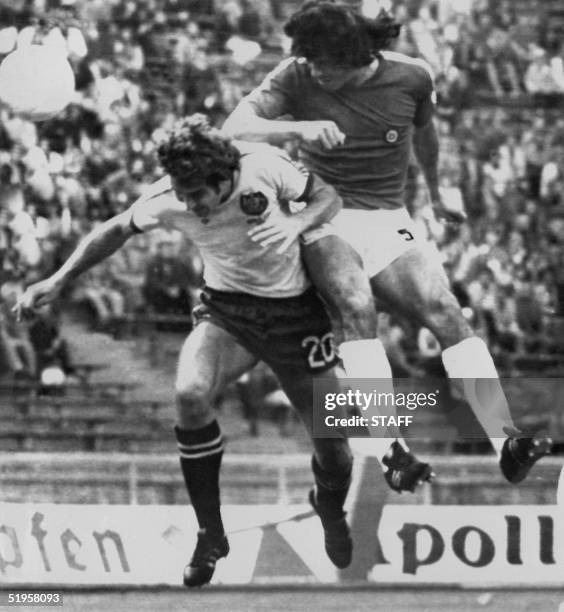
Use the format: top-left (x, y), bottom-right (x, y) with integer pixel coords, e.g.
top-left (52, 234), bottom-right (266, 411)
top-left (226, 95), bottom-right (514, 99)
top-left (421, 290), bottom-right (473, 347)
top-left (326, 285), bottom-right (377, 341)
top-left (175, 380), bottom-right (215, 429)
top-left (313, 278), bottom-right (377, 340)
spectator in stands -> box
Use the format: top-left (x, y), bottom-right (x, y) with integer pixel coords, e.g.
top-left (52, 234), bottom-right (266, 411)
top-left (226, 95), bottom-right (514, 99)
top-left (2, 184), bottom-right (41, 274)
top-left (72, 264), bottom-right (126, 330)
top-left (515, 272), bottom-right (547, 353)
top-left (214, 0), bottom-right (242, 52)
top-left (377, 311), bottom-right (425, 378)
top-left (481, 148), bottom-right (514, 222)
top-left (102, 237), bottom-right (149, 315)
top-left (477, 11), bottom-right (522, 97)
top-left (142, 233), bottom-right (203, 316)
top-left (540, 142), bottom-right (564, 208)
top-left (525, 45), bottom-right (563, 98)
top-left (235, 361), bottom-right (294, 437)
top-left (489, 285), bottom-right (525, 356)
top-left (0, 281), bottom-right (36, 379)
top-left (28, 302), bottom-right (74, 379)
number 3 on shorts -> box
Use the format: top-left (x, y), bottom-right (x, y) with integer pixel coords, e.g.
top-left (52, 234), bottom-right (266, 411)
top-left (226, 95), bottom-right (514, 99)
top-left (398, 228), bottom-right (414, 241)
top-left (302, 332), bottom-right (336, 370)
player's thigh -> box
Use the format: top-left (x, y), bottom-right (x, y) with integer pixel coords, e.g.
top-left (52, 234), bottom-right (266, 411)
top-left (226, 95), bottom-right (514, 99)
top-left (370, 246), bottom-right (471, 337)
top-left (302, 235), bottom-right (376, 336)
top-left (176, 321), bottom-right (258, 401)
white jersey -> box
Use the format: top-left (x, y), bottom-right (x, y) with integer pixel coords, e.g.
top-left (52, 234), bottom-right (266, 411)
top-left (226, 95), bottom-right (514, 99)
top-left (129, 143), bottom-right (312, 298)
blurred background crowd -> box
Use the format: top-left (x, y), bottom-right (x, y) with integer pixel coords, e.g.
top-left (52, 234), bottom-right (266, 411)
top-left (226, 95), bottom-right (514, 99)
top-left (0, 0), bottom-right (563, 389)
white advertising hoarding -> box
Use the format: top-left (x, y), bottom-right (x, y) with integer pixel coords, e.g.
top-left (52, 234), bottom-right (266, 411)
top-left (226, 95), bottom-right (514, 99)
top-left (0, 503), bottom-right (563, 586)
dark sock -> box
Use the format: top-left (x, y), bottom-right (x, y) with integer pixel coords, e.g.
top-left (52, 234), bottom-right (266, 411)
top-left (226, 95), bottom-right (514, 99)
top-left (311, 455), bottom-right (352, 521)
top-left (175, 421), bottom-right (225, 537)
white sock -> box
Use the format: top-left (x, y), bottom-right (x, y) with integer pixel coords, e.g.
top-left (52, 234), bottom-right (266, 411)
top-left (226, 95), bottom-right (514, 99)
top-left (340, 338), bottom-right (405, 465)
top-left (339, 338), bottom-right (391, 379)
top-left (442, 336), bottom-right (514, 457)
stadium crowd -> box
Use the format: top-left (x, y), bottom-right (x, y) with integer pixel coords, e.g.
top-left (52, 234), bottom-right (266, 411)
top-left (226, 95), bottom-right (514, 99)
top-left (0, 0), bottom-right (563, 384)
top-left (389, 0), bottom-right (564, 101)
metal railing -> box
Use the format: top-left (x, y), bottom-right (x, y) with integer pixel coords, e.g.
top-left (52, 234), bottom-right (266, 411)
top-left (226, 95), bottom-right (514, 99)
top-left (1, 452), bottom-right (562, 506)
top-left (0, 452), bottom-right (312, 505)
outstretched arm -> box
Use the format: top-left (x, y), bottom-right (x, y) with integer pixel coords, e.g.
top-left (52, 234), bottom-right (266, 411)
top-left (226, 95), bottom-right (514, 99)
top-left (51, 211), bottom-right (135, 286)
top-left (15, 211), bottom-right (136, 318)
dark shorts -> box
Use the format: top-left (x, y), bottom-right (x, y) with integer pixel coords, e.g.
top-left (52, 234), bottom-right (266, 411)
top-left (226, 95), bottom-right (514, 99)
top-left (193, 287), bottom-right (338, 374)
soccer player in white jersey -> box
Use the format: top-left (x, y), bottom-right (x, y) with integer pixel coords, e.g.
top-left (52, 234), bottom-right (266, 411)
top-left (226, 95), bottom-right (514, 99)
top-left (16, 115), bottom-right (364, 586)
top-left (223, 0), bottom-right (552, 487)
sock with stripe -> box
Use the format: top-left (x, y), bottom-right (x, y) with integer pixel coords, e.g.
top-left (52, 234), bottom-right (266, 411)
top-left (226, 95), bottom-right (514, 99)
top-left (175, 421), bottom-right (225, 537)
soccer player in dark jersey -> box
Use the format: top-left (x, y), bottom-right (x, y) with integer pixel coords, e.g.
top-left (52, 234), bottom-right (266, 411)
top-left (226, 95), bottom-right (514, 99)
top-left (15, 115), bottom-right (358, 586)
top-left (223, 1), bottom-right (552, 484)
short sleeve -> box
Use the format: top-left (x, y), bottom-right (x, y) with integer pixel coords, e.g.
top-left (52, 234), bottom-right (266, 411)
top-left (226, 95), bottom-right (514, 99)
top-left (243, 57), bottom-right (299, 119)
top-left (128, 179), bottom-right (182, 233)
top-left (266, 151), bottom-right (310, 202)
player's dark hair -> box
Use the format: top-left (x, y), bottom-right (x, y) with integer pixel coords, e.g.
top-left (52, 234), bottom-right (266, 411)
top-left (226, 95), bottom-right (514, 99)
top-left (284, 1), bottom-right (401, 67)
top-left (157, 114), bottom-right (240, 188)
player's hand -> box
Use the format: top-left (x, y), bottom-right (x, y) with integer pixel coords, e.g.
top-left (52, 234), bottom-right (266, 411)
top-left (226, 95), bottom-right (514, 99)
top-left (431, 193), bottom-right (467, 225)
top-left (247, 214), bottom-right (305, 254)
top-left (12, 278), bottom-right (63, 321)
top-left (297, 121), bottom-right (345, 149)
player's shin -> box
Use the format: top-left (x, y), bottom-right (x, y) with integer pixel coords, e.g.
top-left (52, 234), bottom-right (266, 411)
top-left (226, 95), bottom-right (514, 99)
top-left (174, 421), bottom-right (225, 536)
top-left (310, 453), bottom-right (353, 568)
top-left (441, 336), bottom-right (515, 456)
top-left (339, 338), bottom-right (405, 464)
top-left (311, 453), bottom-right (352, 519)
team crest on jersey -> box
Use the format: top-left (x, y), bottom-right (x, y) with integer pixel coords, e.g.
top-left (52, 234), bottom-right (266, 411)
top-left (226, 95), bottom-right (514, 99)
top-left (385, 129), bottom-right (399, 144)
top-left (240, 191), bottom-right (268, 216)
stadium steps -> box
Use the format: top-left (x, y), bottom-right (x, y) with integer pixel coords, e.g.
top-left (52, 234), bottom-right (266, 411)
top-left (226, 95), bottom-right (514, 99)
top-left (58, 317), bottom-right (311, 454)
top-left (5, 316), bottom-right (560, 456)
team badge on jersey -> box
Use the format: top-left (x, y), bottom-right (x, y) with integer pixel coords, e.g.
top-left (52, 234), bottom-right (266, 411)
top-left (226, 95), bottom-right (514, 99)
top-left (240, 191), bottom-right (268, 216)
top-left (385, 129), bottom-right (399, 144)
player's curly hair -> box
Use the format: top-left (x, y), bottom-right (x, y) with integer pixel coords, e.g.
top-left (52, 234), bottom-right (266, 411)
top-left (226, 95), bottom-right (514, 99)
top-left (157, 114), bottom-right (240, 187)
top-left (284, 1), bottom-right (401, 67)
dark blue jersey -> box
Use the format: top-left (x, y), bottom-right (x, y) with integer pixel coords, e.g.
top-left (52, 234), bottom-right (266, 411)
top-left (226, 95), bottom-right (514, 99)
top-left (245, 51), bottom-right (435, 210)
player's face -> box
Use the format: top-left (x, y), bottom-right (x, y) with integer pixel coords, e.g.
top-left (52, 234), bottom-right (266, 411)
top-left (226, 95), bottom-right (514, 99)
top-left (172, 178), bottom-right (231, 218)
top-left (306, 57), bottom-right (358, 91)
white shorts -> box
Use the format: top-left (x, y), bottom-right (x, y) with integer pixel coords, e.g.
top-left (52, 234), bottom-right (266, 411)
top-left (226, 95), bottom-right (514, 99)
top-left (302, 208), bottom-right (420, 278)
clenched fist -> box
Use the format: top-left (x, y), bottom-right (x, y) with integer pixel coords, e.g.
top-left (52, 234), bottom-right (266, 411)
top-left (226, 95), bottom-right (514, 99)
top-left (296, 120), bottom-right (346, 149)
